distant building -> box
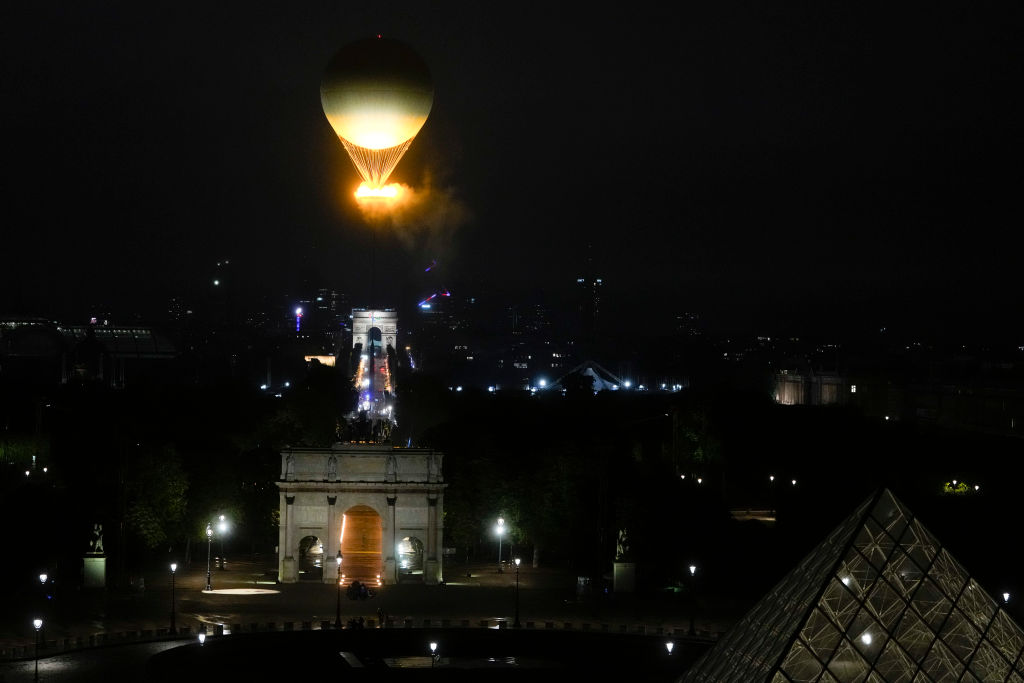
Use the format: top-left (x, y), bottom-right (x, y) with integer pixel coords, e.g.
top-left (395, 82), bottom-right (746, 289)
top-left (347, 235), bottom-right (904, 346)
top-left (774, 369), bottom-right (848, 406)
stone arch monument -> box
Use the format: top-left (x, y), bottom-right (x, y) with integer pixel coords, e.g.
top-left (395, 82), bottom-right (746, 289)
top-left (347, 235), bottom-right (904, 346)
top-left (277, 442), bottom-right (445, 585)
top-left (351, 309), bottom-right (398, 351)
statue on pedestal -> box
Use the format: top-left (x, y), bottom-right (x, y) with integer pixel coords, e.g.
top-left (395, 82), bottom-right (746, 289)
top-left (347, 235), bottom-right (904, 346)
top-left (88, 523), bottom-right (104, 555)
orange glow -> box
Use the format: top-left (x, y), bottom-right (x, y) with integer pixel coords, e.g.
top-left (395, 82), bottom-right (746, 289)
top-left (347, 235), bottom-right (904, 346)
top-left (355, 182), bottom-right (402, 199)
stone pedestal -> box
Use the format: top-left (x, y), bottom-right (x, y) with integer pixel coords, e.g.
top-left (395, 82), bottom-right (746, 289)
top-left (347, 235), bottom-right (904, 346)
top-left (613, 561), bottom-right (636, 593)
top-left (424, 558), bottom-right (440, 585)
top-left (384, 557), bottom-right (397, 585)
top-left (83, 555), bottom-right (106, 588)
top-left (280, 557), bottom-right (298, 584)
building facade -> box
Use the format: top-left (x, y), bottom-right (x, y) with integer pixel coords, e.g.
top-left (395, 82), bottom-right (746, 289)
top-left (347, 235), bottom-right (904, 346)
top-left (277, 442), bottom-right (445, 585)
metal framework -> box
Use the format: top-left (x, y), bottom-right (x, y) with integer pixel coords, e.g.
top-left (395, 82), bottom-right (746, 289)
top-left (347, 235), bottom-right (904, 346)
top-left (686, 489), bottom-right (1024, 682)
top-left (338, 136), bottom-right (415, 188)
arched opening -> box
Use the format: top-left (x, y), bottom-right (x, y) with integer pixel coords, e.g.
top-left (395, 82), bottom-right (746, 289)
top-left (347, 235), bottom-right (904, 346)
top-left (297, 535), bottom-right (323, 581)
top-left (340, 505), bottom-right (382, 587)
top-left (397, 536), bottom-right (425, 582)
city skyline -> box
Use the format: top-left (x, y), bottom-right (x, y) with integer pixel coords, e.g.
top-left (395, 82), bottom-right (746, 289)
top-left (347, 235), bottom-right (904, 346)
top-left (2, 5), bottom-right (1022, 338)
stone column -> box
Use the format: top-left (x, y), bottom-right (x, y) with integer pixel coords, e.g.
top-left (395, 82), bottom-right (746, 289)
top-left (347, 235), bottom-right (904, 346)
top-left (281, 495), bottom-right (298, 583)
top-left (385, 496), bottom-right (397, 585)
top-left (325, 496), bottom-right (338, 584)
top-left (424, 495), bottom-right (440, 585)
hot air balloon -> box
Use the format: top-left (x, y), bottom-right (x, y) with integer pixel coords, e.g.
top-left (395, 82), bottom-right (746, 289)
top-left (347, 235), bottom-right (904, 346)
top-left (321, 37), bottom-right (433, 192)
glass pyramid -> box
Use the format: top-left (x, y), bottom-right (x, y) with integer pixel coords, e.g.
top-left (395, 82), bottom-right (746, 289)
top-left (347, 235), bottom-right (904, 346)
top-left (685, 489), bottom-right (1024, 682)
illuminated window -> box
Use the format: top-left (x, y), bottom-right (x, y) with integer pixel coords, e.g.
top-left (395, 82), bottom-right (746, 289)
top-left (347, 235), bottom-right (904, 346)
top-left (850, 384), bottom-right (857, 393)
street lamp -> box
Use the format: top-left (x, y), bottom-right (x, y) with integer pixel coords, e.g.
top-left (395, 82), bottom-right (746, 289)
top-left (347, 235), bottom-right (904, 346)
top-left (513, 557), bottom-right (522, 628)
top-left (198, 632), bottom-right (206, 646)
top-left (688, 564), bottom-right (698, 637)
top-left (170, 563), bottom-right (177, 634)
top-left (429, 641), bottom-right (438, 667)
top-left (665, 641), bottom-right (674, 654)
top-left (1004, 592), bottom-right (1011, 604)
top-left (495, 518), bottom-right (505, 573)
top-left (335, 551), bottom-right (343, 628)
top-left (205, 523), bottom-right (213, 591)
top-left (39, 573), bottom-right (47, 585)
top-left (33, 618), bottom-right (42, 682)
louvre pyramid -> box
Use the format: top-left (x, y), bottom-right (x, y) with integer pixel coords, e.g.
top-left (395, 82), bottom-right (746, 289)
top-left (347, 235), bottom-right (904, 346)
top-left (685, 489), bottom-right (1024, 682)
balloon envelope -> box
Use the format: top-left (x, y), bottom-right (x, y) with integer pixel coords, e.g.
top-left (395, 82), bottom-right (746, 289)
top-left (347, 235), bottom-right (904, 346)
top-left (321, 38), bottom-right (433, 150)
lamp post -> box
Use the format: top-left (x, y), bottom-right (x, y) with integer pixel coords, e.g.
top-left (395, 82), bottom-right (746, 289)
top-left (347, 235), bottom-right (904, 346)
top-left (688, 564), bottom-right (698, 636)
top-left (33, 618), bottom-right (42, 682)
top-left (495, 518), bottom-right (505, 573)
top-left (205, 523), bottom-right (213, 591)
top-left (429, 641), bottom-right (438, 667)
top-left (335, 551), bottom-right (343, 628)
top-left (170, 563), bottom-right (177, 634)
top-left (513, 557), bottom-right (522, 628)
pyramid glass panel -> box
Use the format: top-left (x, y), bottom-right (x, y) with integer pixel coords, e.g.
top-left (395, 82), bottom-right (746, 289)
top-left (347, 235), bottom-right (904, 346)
top-left (911, 577), bottom-right (954, 632)
top-left (781, 638), bottom-right (825, 682)
top-left (938, 606), bottom-right (982, 663)
top-left (871, 639), bottom-right (916, 683)
top-left (956, 579), bottom-right (997, 633)
top-left (894, 608), bottom-right (936, 663)
top-left (870, 489), bottom-right (911, 539)
top-left (827, 639), bottom-right (870, 682)
top-left (885, 548), bottom-right (926, 596)
top-left (842, 547), bottom-right (881, 601)
top-left (822, 577), bottom-right (863, 631)
top-left (801, 607), bottom-right (845, 663)
top-left (967, 637), bottom-right (1010, 681)
top-left (900, 518), bottom-right (939, 568)
top-left (865, 576), bottom-right (909, 630)
top-left (928, 549), bottom-right (968, 602)
top-left (846, 606), bottom-right (888, 665)
top-left (684, 489), bottom-right (1024, 682)
top-left (985, 609), bottom-right (1024, 664)
top-left (854, 517), bottom-right (897, 570)
top-left (920, 637), bottom-right (964, 681)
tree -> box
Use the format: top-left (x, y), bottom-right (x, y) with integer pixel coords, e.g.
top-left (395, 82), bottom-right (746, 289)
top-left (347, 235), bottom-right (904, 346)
top-left (124, 445), bottom-right (188, 550)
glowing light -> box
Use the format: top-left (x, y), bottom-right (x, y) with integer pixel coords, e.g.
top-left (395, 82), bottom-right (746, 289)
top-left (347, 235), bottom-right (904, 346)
top-left (198, 632), bottom-right (206, 645)
top-left (355, 182), bottom-right (402, 199)
top-left (538, 379), bottom-right (547, 387)
top-left (841, 577), bottom-right (850, 586)
top-left (665, 641), bottom-right (674, 654)
top-left (1003, 592), bottom-right (1010, 603)
top-left (861, 633), bottom-right (872, 645)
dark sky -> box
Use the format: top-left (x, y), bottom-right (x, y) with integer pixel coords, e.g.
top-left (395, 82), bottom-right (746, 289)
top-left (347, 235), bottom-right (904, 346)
top-left (2, 3), bottom-right (1022, 336)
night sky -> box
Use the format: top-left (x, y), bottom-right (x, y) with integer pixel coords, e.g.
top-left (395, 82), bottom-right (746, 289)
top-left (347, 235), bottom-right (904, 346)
top-left (2, 3), bottom-right (1022, 337)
